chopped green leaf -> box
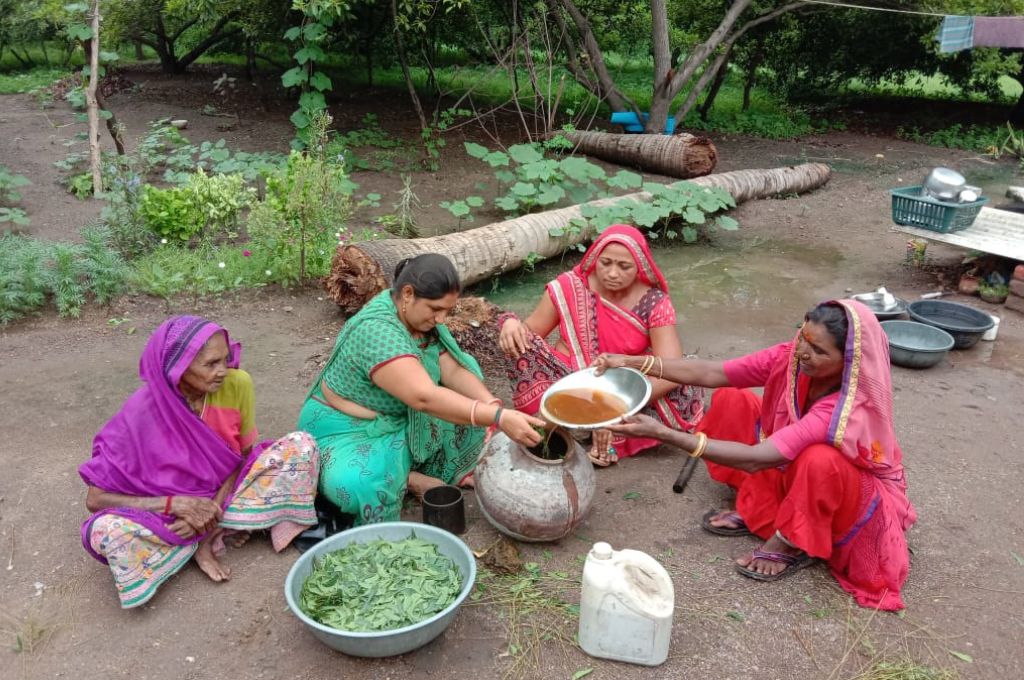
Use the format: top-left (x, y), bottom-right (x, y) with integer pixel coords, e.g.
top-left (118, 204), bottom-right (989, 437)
top-left (949, 650), bottom-right (973, 663)
top-left (571, 669), bottom-right (594, 679)
top-left (623, 491), bottom-right (641, 500)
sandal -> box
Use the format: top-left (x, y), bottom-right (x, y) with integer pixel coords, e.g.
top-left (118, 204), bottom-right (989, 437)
top-left (701, 509), bottom-right (752, 537)
top-left (735, 548), bottom-right (815, 582)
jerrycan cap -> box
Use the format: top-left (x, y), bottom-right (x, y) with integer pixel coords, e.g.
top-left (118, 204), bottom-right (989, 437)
top-left (591, 542), bottom-right (613, 560)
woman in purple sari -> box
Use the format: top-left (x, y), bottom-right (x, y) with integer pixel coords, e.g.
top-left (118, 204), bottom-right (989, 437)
top-left (80, 316), bottom-right (319, 608)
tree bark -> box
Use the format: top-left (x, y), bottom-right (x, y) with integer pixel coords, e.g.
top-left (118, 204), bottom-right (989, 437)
top-left (86, 1), bottom-right (103, 195)
top-left (557, 130), bottom-right (717, 179)
top-left (391, 0), bottom-right (428, 131)
top-left (555, 0), bottom-right (637, 114)
top-left (325, 163), bottom-right (831, 312)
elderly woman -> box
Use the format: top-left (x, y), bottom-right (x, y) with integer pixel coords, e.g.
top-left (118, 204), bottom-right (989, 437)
top-left (499, 224), bottom-right (704, 465)
top-left (299, 253), bottom-right (544, 526)
top-left (80, 316), bottom-right (319, 608)
top-left (598, 300), bottom-right (916, 611)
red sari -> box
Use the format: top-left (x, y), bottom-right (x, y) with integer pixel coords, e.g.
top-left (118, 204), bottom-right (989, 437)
top-left (504, 225), bottom-right (704, 457)
top-left (700, 300), bottom-right (916, 611)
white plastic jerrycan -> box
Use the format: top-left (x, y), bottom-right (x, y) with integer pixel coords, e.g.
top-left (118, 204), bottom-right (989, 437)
top-left (578, 541), bottom-right (674, 666)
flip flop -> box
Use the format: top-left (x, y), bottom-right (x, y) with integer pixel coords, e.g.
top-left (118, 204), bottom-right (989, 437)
top-left (701, 509), bottom-right (753, 537)
top-left (735, 548), bottom-right (815, 582)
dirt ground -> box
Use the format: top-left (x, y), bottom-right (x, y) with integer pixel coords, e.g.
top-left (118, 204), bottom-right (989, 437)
top-left (2, 68), bottom-right (1023, 680)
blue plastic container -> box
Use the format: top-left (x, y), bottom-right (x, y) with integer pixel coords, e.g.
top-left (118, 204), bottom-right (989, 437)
top-left (609, 111), bottom-right (676, 134)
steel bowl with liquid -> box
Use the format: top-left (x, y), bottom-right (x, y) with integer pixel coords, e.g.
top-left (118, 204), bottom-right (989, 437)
top-left (539, 367), bottom-right (652, 430)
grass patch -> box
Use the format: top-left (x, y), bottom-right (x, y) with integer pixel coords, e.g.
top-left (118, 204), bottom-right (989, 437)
top-left (852, 659), bottom-right (959, 680)
top-left (0, 66), bottom-right (69, 94)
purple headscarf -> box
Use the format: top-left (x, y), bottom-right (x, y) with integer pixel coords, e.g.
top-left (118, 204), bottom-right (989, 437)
top-left (79, 316), bottom-right (244, 560)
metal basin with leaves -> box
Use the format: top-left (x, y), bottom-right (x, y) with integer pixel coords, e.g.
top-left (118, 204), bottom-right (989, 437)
top-left (284, 522), bottom-right (476, 657)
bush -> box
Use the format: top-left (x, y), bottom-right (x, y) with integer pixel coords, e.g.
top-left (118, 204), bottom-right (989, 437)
top-left (0, 227), bottom-right (128, 323)
top-left (138, 184), bottom-right (202, 242)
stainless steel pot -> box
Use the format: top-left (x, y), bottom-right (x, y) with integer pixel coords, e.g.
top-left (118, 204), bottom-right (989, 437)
top-left (922, 167), bottom-right (966, 201)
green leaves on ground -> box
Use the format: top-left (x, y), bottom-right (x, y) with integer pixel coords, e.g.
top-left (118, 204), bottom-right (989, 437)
top-left (299, 536), bottom-right (462, 632)
top-left (948, 650), bottom-right (973, 663)
top-left (622, 491), bottom-right (641, 500)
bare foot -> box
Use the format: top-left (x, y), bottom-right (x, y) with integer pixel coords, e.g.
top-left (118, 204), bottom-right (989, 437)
top-left (587, 429), bottom-right (618, 467)
top-left (227, 530), bottom-right (251, 549)
top-left (407, 471), bottom-right (444, 502)
top-left (735, 532), bottom-right (803, 578)
top-left (708, 510), bottom-right (745, 531)
top-left (195, 531), bottom-right (232, 582)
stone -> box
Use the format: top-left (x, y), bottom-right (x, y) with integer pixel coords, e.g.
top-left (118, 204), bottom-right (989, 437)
top-left (1003, 292), bottom-right (1024, 315)
top-left (1009, 278), bottom-right (1024, 298)
top-left (1006, 186), bottom-right (1024, 202)
top-left (1013, 264), bottom-right (1024, 281)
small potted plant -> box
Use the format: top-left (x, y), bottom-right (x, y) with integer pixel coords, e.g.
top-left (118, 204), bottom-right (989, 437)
top-left (978, 281), bottom-right (1009, 304)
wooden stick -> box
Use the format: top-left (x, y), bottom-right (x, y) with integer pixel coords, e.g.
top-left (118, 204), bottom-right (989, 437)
top-left (672, 454), bottom-right (699, 493)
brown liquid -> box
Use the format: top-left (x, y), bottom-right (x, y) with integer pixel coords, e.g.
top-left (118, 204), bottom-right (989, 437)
top-left (546, 388), bottom-right (628, 424)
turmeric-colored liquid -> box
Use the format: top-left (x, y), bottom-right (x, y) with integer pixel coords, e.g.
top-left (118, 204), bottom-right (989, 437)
top-left (545, 388), bottom-right (628, 424)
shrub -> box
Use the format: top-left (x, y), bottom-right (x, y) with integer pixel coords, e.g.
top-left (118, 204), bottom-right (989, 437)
top-left (138, 184), bottom-right (202, 242)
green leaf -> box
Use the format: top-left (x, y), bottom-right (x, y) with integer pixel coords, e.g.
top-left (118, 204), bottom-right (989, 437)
top-left (99, 50), bottom-right (119, 63)
top-left (495, 170), bottom-right (516, 184)
top-left (631, 204), bottom-right (662, 228)
top-left (484, 151), bottom-right (510, 168)
top-left (290, 109), bottom-right (311, 129)
top-left (465, 196), bottom-right (484, 207)
top-left (303, 22), bottom-right (327, 41)
top-left (508, 143), bottom-right (543, 164)
top-left (622, 491), bottom-right (641, 500)
top-left (308, 71), bottom-right (333, 92)
top-left (511, 182), bottom-right (537, 197)
top-left (495, 196), bottom-right (519, 212)
top-left (559, 156), bottom-right (595, 182)
top-left (68, 24), bottom-right (93, 41)
top-left (607, 170), bottom-right (643, 189)
top-left (716, 215), bottom-right (739, 231)
top-left (447, 201), bottom-right (470, 217)
top-left (281, 67), bottom-right (306, 88)
top-left (283, 27), bottom-right (302, 41)
top-left (571, 669), bottom-right (594, 680)
top-left (682, 226), bottom-right (698, 243)
top-left (464, 142), bottom-right (490, 159)
top-left (726, 610), bottom-right (745, 621)
top-left (299, 91), bottom-right (326, 113)
top-left (1011, 551), bottom-right (1024, 566)
top-left (536, 185), bottom-right (566, 205)
top-left (948, 650), bottom-right (973, 663)
top-left (294, 45), bottom-right (326, 65)
top-left (683, 207), bottom-right (705, 224)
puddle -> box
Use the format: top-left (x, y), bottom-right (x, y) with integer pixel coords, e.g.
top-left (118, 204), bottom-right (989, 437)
top-left (475, 238), bottom-right (855, 357)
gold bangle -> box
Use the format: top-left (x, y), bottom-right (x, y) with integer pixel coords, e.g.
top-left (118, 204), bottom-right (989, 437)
top-left (639, 355), bottom-right (654, 375)
top-left (656, 357), bottom-right (664, 380)
top-left (688, 432), bottom-right (709, 458)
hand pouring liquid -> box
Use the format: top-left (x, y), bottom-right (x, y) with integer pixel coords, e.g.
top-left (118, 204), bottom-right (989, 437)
top-left (578, 542), bottom-right (674, 666)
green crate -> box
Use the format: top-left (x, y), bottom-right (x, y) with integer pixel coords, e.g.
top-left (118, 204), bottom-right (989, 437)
top-left (890, 185), bottom-right (988, 233)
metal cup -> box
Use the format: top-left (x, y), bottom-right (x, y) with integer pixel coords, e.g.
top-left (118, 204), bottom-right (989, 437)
top-left (422, 485), bottom-right (466, 535)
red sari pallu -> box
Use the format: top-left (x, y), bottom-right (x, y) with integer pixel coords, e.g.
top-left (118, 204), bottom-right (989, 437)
top-left (504, 225), bottom-right (705, 457)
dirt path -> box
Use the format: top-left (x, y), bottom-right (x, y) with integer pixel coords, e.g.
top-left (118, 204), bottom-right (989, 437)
top-left (2, 77), bottom-right (1023, 679)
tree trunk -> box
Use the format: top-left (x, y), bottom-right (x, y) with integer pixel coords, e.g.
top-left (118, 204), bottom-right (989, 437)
top-left (325, 163), bottom-right (831, 312)
top-left (699, 46), bottom-right (733, 121)
top-left (86, 1), bottom-right (103, 195)
top-left (557, 130), bottom-right (717, 179)
top-left (1009, 57), bottom-right (1024, 127)
top-left (391, 0), bottom-right (427, 131)
top-left (134, 40), bottom-right (144, 60)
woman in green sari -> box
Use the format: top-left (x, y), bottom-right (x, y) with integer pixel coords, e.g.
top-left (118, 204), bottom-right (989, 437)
top-left (298, 254), bottom-right (545, 525)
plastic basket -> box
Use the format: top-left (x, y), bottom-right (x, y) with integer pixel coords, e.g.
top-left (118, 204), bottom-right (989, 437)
top-left (890, 186), bottom-right (988, 233)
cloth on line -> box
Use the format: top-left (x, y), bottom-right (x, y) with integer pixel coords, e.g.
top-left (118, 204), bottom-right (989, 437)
top-left (937, 15), bottom-right (975, 53)
top-left (973, 17), bottom-right (1024, 49)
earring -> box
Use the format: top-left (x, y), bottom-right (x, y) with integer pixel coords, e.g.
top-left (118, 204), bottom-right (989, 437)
top-left (402, 304), bottom-right (407, 314)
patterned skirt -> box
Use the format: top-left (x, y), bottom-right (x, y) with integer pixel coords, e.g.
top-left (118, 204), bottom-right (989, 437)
top-left (86, 431), bottom-right (319, 608)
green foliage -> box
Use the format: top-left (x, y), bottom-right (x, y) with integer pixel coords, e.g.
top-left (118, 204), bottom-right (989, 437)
top-left (324, 113), bottom-right (409, 172)
top-left (897, 124), bottom-right (1006, 153)
top-left (0, 164), bottom-right (31, 205)
top-left (299, 535), bottom-right (462, 632)
top-left (283, 4), bottom-right (341, 147)
top-left (0, 68), bottom-right (67, 95)
top-left (374, 174), bottom-right (420, 238)
top-left (137, 169), bottom-right (253, 243)
top-left (0, 163), bottom-right (31, 226)
top-left (0, 228), bottom-right (128, 323)
top-left (138, 184), bottom-right (201, 242)
top-left (246, 112), bottom-right (355, 283)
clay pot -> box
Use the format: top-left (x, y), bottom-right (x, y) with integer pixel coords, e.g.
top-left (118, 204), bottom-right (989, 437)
top-left (958, 274), bottom-right (980, 296)
top-left (475, 428), bottom-right (596, 542)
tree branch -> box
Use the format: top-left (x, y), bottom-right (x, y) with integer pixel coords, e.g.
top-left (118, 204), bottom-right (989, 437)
top-left (177, 13), bottom-right (241, 69)
top-left (555, 0), bottom-right (638, 113)
top-left (170, 16), bottom-right (201, 43)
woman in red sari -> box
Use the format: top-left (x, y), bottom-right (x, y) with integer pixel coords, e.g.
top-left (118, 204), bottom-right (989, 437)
top-left (499, 224), bottom-right (704, 465)
top-left (597, 300), bottom-right (916, 611)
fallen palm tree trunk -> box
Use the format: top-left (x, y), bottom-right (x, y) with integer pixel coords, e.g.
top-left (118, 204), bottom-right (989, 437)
top-left (557, 129), bottom-right (718, 178)
top-left (325, 163), bottom-right (831, 312)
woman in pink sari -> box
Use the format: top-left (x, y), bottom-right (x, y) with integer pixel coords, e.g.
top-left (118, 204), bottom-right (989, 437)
top-left (597, 300), bottom-right (916, 611)
top-left (499, 224), bottom-right (704, 465)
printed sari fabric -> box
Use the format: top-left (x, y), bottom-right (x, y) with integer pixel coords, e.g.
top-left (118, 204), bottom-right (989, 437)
top-left (702, 300), bottom-right (916, 611)
top-left (504, 224), bottom-right (704, 457)
top-left (79, 316), bottom-right (319, 608)
top-left (298, 290), bottom-right (484, 525)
